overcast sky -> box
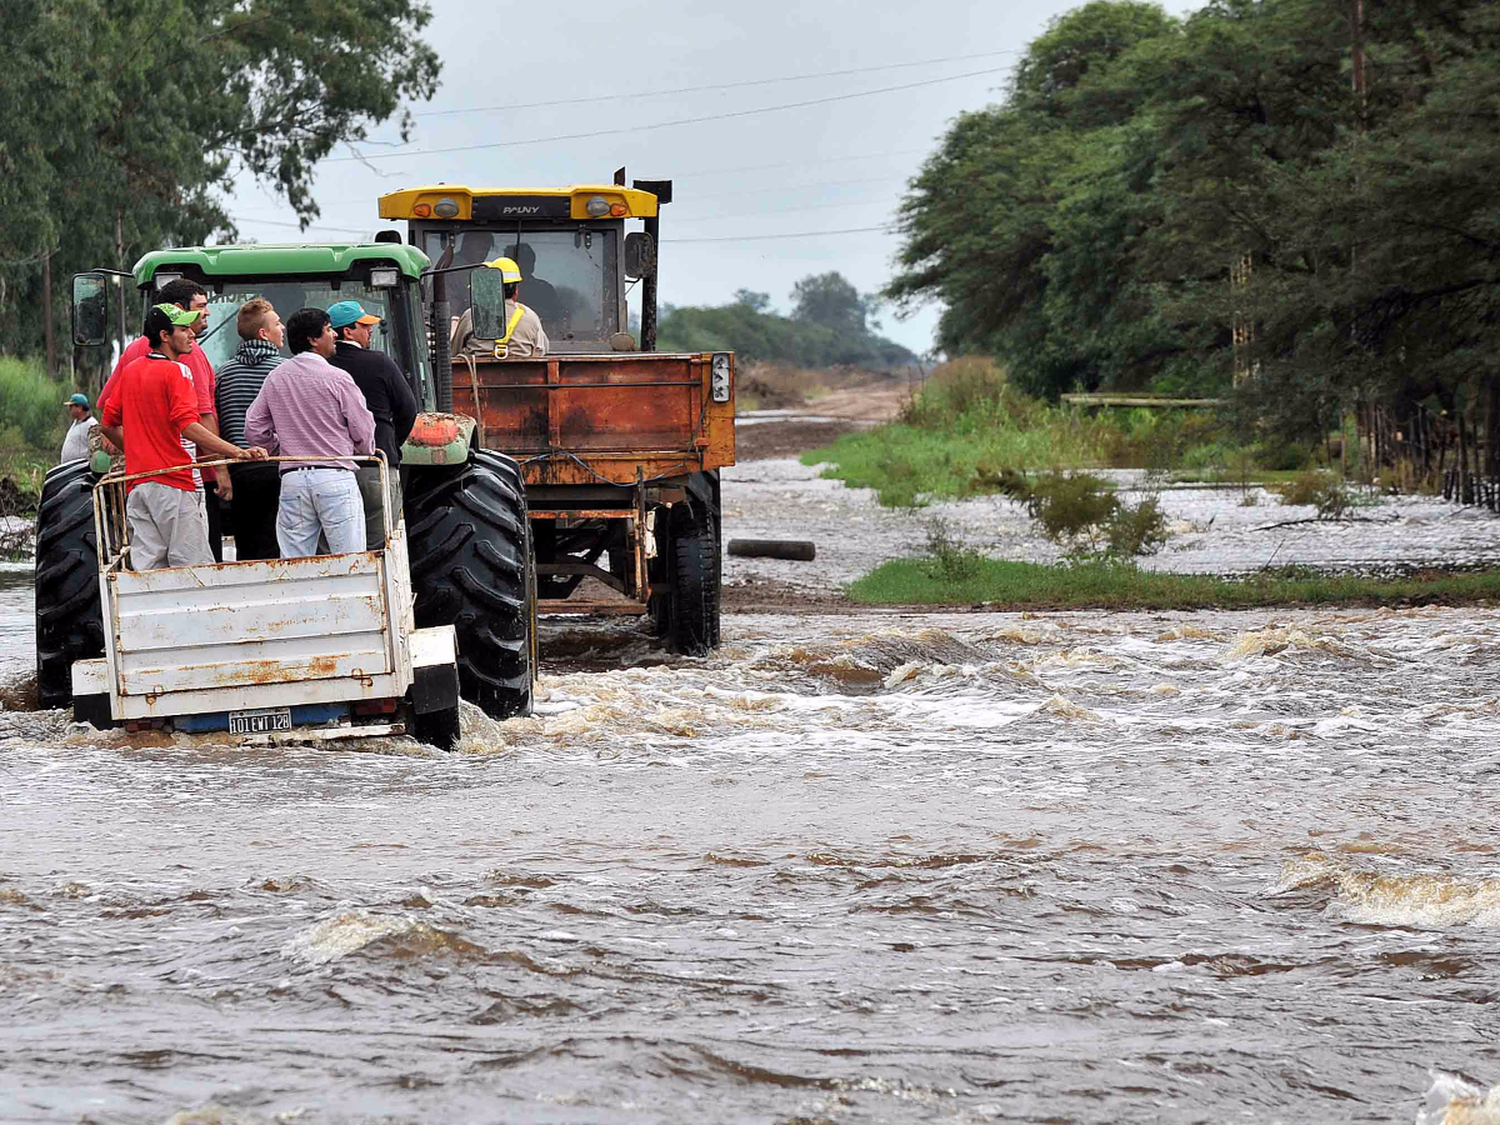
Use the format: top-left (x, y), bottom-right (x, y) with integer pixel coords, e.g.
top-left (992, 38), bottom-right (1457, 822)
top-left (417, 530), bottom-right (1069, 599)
top-left (227, 0), bottom-right (1198, 356)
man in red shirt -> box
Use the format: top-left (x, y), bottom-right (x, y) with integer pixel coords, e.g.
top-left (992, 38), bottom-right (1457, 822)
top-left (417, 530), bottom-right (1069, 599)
top-left (99, 304), bottom-right (266, 570)
top-left (96, 278), bottom-right (229, 559)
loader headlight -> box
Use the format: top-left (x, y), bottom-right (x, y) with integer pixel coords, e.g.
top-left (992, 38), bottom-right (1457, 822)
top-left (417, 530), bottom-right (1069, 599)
top-left (711, 353), bottom-right (731, 403)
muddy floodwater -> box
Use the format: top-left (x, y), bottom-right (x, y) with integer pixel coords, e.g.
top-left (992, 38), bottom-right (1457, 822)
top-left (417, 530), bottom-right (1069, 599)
top-left (3, 571), bottom-right (1500, 1121)
top-left (5, 446), bottom-right (1500, 1124)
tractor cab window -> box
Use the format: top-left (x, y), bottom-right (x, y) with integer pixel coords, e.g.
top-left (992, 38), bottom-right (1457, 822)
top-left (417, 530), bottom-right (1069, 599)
top-left (424, 226), bottom-right (618, 352)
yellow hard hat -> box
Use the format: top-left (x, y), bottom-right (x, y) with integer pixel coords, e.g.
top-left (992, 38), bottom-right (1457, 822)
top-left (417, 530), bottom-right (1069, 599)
top-left (482, 256), bottom-right (523, 284)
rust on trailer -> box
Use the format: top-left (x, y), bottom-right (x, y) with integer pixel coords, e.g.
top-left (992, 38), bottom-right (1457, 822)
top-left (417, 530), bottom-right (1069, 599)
top-left (450, 351), bottom-right (735, 488)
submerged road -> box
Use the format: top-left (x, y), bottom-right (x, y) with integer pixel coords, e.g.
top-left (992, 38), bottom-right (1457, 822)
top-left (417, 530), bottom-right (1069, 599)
top-left (1, 439), bottom-right (1499, 1122)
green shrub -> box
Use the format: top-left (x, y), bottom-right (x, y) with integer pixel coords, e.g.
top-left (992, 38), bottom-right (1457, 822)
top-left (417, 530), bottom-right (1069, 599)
top-left (966, 461), bottom-right (1032, 499)
top-left (1255, 437), bottom-right (1315, 472)
top-left (1024, 472), bottom-right (1119, 544)
top-left (0, 358), bottom-right (71, 451)
top-left (922, 518), bottom-right (986, 584)
top-left (1271, 471), bottom-right (1351, 518)
top-left (1105, 495), bottom-right (1170, 556)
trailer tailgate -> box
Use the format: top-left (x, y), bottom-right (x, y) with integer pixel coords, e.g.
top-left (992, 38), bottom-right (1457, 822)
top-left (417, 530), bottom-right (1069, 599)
top-left (106, 551), bottom-right (397, 697)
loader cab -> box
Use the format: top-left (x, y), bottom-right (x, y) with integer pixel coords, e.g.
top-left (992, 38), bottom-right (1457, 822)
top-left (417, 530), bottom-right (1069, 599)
top-left (378, 181), bottom-right (668, 353)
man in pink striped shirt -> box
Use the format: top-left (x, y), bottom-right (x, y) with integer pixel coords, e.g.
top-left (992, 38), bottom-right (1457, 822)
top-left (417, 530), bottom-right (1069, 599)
top-left (243, 307), bottom-right (376, 558)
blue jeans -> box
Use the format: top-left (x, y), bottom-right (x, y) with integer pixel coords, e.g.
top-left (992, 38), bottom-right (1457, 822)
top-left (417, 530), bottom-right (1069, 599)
top-left (276, 468), bottom-right (366, 557)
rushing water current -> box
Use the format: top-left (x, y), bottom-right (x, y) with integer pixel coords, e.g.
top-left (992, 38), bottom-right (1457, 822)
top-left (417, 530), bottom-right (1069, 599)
top-left (3, 587), bottom-right (1500, 1122)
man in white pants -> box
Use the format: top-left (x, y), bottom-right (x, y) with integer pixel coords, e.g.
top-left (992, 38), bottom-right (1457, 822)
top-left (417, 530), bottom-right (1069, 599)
top-left (98, 304), bottom-right (267, 569)
top-left (243, 307), bottom-right (376, 558)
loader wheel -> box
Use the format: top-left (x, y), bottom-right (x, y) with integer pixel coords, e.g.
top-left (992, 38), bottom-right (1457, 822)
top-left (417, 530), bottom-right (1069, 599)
top-left (406, 450), bottom-right (534, 720)
top-left (35, 460), bottom-right (104, 710)
top-left (668, 505), bottom-right (721, 656)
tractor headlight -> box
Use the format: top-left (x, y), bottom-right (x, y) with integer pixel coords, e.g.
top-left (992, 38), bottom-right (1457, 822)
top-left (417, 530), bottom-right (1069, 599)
top-left (711, 353), bottom-right (731, 403)
top-left (369, 267), bottom-right (399, 288)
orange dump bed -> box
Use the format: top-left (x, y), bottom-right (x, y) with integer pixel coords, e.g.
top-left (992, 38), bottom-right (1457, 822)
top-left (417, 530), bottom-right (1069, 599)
top-left (451, 352), bottom-right (736, 487)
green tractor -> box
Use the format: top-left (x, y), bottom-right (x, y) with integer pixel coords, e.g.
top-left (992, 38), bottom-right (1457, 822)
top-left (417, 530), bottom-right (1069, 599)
top-left (40, 243), bottom-right (536, 725)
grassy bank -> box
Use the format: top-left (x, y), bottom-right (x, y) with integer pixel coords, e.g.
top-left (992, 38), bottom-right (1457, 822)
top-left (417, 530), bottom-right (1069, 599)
top-left (849, 558), bottom-right (1500, 610)
top-left (801, 357), bottom-right (1326, 508)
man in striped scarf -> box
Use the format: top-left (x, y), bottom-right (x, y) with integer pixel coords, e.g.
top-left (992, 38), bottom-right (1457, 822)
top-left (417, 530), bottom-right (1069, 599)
top-left (215, 299), bottom-right (285, 559)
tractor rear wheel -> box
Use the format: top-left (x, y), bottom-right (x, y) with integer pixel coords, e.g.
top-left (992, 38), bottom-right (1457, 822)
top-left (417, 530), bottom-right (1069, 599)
top-left (406, 451), bottom-right (534, 720)
top-left (667, 504), bottom-right (721, 656)
top-left (35, 461), bottom-right (104, 710)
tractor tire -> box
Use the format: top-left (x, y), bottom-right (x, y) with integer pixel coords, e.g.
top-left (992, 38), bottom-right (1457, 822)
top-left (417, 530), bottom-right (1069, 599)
top-left (411, 702), bottom-right (460, 752)
top-left (667, 504), bottom-right (721, 656)
top-left (406, 451), bottom-right (534, 720)
top-left (474, 449), bottom-right (538, 687)
top-left (35, 460), bottom-right (104, 710)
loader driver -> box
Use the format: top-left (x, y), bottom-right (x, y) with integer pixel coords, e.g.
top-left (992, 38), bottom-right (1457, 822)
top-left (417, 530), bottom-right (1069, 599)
top-left (450, 256), bottom-right (549, 360)
top-left (99, 304), bottom-right (268, 570)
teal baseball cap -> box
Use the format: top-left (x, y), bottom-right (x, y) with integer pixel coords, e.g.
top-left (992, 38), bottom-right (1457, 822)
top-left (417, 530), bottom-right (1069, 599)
top-left (328, 300), bottom-right (381, 329)
top-left (63, 393), bottom-right (89, 408)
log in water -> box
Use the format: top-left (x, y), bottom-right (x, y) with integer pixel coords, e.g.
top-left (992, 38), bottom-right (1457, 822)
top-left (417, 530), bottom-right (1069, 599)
top-left (727, 538), bottom-right (816, 561)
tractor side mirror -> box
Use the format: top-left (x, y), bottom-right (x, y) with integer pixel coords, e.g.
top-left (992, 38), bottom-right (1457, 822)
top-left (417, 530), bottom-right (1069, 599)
top-left (624, 232), bottom-right (655, 280)
top-left (72, 273), bottom-right (109, 347)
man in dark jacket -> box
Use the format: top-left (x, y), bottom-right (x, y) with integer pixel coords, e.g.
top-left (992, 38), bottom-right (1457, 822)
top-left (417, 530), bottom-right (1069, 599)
top-left (326, 300), bottom-right (418, 548)
top-left (215, 298), bottom-right (285, 559)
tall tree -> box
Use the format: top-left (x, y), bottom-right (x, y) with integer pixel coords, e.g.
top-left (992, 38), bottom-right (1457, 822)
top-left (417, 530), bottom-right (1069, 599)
top-left (790, 272), bottom-right (870, 336)
top-left (887, 2), bottom-right (1181, 398)
top-left (0, 0), bottom-right (440, 367)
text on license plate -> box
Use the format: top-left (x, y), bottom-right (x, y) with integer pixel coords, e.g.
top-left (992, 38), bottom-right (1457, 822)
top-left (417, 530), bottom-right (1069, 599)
top-left (229, 707), bottom-right (293, 735)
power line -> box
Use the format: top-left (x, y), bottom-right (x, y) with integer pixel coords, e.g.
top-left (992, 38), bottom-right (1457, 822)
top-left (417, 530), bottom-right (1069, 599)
top-left (416, 50), bottom-right (1022, 118)
top-left (676, 148), bottom-right (931, 180)
top-left (228, 216), bottom-right (372, 236)
top-left (223, 156), bottom-right (928, 220)
top-left (664, 225), bottom-right (895, 244)
top-left (672, 196), bottom-right (901, 226)
top-left (327, 66), bottom-right (1009, 165)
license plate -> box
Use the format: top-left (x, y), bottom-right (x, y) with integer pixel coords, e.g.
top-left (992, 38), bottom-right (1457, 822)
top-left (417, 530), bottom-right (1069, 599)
top-left (229, 707), bottom-right (293, 735)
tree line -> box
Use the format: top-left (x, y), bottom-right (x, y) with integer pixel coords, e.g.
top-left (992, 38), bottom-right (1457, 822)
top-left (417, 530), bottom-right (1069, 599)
top-left (659, 272), bottom-right (916, 369)
top-left (0, 0), bottom-right (439, 374)
top-left (888, 0), bottom-right (1500, 444)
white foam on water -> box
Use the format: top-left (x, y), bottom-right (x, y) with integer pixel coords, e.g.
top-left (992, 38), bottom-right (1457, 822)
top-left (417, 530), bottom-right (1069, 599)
top-left (1274, 855), bottom-right (1500, 929)
top-left (1417, 1072), bottom-right (1500, 1125)
top-left (279, 911), bottom-right (418, 966)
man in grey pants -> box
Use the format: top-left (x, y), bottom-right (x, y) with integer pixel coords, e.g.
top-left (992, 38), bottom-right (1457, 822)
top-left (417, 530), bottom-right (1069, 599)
top-left (98, 304), bottom-right (267, 569)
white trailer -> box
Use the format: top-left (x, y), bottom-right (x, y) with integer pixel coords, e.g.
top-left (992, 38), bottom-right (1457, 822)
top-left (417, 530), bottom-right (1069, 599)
top-left (69, 456), bottom-right (462, 749)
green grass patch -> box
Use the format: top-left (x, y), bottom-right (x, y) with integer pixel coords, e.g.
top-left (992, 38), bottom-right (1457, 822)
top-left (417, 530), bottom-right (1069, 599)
top-left (848, 557), bottom-right (1500, 610)
top-left (798, 357), bottom-right (1351, 507)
